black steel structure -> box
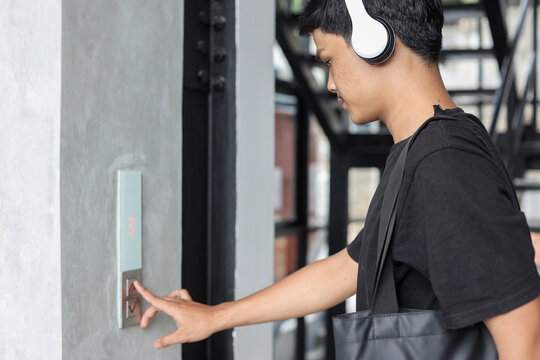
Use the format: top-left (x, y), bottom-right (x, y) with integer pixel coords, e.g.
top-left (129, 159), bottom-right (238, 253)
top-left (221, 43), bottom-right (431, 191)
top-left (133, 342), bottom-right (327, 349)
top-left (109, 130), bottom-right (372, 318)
top-left (182, 0), bottom-right (236, 359)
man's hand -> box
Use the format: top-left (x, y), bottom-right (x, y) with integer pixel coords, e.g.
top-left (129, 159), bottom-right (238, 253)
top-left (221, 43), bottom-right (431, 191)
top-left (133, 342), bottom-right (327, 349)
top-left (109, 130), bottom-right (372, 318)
top-left (133, 282), bottom-right (226, 349)
top-left (532, 232), bottom-right (540, 266)
top-left (132, 248), bottom-right (357, 350)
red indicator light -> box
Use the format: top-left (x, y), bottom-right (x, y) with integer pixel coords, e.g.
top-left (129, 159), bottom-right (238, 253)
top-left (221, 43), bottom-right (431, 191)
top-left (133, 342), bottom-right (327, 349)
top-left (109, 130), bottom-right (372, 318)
top-left (128, 217), bottom-right (135, 236)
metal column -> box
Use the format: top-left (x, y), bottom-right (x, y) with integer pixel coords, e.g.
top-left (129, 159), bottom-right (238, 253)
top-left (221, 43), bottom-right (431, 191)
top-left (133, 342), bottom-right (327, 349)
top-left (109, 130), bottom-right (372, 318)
top-left (182, 0), bottom-right (236, 359)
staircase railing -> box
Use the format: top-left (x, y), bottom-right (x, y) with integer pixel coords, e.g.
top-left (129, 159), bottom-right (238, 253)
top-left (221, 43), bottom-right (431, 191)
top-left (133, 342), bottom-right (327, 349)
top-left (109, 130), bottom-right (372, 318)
top-left (487, 0), bottom-right (538, 176)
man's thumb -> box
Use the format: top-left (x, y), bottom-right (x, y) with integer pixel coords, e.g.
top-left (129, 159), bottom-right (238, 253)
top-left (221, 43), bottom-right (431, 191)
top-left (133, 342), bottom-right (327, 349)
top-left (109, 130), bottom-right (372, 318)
top-left (154, 332), bottom-right (180, 349)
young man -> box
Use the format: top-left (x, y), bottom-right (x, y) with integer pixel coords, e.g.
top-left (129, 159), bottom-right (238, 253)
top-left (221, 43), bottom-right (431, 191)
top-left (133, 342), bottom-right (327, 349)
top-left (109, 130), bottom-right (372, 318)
top-left (134, 0), bottom-right (540, 358)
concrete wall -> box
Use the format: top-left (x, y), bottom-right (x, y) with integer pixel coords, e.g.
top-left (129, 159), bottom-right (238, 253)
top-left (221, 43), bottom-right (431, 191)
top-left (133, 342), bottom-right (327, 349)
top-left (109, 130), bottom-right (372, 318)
top-left (60, 1), bottom-right (183, 359)
top-left (0, 0), bottom-right (63, 358)
top-left (235, 0), bottom-right (275, 359)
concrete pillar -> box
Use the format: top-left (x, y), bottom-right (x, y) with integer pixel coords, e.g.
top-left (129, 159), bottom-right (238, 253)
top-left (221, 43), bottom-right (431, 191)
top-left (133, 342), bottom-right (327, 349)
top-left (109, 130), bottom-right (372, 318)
top-left (0, 0), bottom-right (62, 358)
top-left (235, 0), bottom-right (275, 359)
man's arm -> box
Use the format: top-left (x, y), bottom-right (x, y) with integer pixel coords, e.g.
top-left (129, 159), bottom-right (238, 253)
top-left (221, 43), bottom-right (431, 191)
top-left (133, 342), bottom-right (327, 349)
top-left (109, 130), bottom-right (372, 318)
top-left (484, 296), bottom-right (540, 360)
top-left (485, 233), bottom-right (540, 359)
top-left (133, 247), bottom-right (358, 349)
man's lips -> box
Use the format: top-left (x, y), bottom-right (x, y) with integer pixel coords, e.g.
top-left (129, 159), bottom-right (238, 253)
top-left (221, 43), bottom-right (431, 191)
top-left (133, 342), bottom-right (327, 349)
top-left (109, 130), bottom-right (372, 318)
top-left (338, 97), bottom-right (345, 105)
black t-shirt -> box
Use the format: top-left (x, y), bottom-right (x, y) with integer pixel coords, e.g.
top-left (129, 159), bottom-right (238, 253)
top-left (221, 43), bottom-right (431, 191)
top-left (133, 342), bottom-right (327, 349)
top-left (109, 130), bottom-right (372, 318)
top-left (347, 106), bottom-right (540, 329)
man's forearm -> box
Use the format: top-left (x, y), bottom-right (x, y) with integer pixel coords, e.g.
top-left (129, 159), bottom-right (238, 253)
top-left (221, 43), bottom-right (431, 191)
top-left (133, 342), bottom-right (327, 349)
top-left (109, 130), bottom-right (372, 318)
top-left (484, 296), bottom-right (540, 360)
top-left (213, 248), bottom-right (357, 332)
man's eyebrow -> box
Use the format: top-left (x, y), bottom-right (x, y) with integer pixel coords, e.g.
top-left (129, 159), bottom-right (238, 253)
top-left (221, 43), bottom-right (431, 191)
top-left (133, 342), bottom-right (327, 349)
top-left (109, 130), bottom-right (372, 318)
top-left (315, 49), bottom-right (325, 61)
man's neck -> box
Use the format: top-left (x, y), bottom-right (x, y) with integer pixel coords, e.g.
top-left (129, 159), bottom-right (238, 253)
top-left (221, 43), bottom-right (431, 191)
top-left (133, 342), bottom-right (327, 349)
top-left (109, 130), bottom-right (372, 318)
top-left (380, 62), bottom-right (456, 144)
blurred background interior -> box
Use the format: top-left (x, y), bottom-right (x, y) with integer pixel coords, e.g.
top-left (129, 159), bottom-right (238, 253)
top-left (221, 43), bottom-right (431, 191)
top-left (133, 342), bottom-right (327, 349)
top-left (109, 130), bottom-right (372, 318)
top-left (272, 0), bottom-right (540, 359)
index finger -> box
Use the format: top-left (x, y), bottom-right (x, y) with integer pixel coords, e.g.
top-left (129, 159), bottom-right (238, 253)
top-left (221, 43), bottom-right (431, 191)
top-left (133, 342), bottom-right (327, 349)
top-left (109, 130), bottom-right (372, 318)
top-left (133, 281), bottom-right (174, 313)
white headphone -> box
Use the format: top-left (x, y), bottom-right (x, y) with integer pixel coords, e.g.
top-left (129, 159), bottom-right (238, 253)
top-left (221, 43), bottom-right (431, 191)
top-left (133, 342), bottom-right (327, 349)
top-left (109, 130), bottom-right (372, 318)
top-left (344, 0), bottom-right (396, 65)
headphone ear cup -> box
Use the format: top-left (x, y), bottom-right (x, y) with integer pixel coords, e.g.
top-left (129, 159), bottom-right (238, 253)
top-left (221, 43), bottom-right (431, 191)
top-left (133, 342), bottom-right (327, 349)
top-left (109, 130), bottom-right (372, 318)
top-left (345, 0), bottom-right (396, 65)
top-left (362, 16), bottom-right (395, 65)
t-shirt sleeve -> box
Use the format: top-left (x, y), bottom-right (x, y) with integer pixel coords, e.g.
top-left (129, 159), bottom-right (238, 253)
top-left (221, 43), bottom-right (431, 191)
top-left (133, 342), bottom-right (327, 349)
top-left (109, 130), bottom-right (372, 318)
top-left (412, 148), bottom-right (540, 329)
top-left (347, 229), bottom-right (364, 263)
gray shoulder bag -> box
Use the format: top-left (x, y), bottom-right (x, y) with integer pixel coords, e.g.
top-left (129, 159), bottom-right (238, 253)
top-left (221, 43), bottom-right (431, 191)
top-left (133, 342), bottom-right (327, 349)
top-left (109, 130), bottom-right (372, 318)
top-left (332, 117), bottom-right (499, 359)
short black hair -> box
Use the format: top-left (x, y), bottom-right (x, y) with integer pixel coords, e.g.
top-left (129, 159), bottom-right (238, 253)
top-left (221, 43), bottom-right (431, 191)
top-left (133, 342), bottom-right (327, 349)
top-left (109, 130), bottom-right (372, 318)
top-left (298, 0), bottom-right (444, 64)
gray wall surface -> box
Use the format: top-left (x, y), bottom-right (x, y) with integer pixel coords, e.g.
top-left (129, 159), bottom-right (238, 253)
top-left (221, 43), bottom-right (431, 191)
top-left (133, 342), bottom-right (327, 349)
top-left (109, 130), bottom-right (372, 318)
top-left (0, 0), bottom-right (63, 359)
top-left (235, 0), bottom-right (275, 359)
top-left (60, 1), bottom-right (183, 359)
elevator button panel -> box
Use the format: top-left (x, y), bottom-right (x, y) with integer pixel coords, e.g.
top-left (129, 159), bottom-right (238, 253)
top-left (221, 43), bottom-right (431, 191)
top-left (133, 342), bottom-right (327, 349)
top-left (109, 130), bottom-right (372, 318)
top-left (117, 170), bottom-right (143, 328)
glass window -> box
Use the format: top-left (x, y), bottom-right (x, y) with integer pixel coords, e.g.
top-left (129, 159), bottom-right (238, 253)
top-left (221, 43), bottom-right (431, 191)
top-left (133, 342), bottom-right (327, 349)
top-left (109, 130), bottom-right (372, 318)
top-left (273, 234), bottom-right (300, 360)
top-left (304, 311), bottom-right (327, 360)
top-left (311, 66), bottom-right (328, 90)
top-left (348, 221), bottom-right (365, 246)
top-left (305, 230), bottom-right (328, 360)
top-left (308, 117), bottom-right (330, 227)
top-left (442, 17), bottom-right (481, 49)
top-left (348, 167), bottom-right (380, 223)
top-left (307, 230), bottom-right (328, 265)
top-left (479, 103), bottom-right (494, 128)
top-left (274, 44), bottom-right (294, 83)
top-left (480, 17), bottom-right (494, 48)
top-left (274, 235), bottom-right (299, 282)
top-left (520, 170), bottom-right (540, 227)
top-left (277, 0), bottom-right (306, 14)
top-left (273, 318), bottom-right (298, 360)
top-left (346, 168), bottom-right (380, 312)
top-left (481, 58), bottom-right (500, 89)
top-left (440, 58), bottom-right (481, 90)
top-left (275, 94), bottom-right (298, 222)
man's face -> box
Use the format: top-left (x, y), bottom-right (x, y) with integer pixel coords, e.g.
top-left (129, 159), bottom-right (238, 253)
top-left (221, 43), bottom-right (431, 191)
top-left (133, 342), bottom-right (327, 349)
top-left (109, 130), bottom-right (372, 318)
top-left (312, 29), bottom-right (386, 125)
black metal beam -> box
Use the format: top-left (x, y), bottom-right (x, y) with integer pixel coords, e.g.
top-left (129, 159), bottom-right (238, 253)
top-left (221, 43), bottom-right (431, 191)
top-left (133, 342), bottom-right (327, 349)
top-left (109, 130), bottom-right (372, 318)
top-left (294, 100), bottom-right (310, 360)
top-left (182, 0), bottom-right (236, 359)
top-left (207, 1), bottom-right (236, 359)
top-left (522, 141), bottom-right (540, 156)
top-left (449, 88), bottom-right (497, 98)
top-left (440, 48), bottom-right (494, 61)
top-left (482, 0), bottom-right (512, 68)
top-left (325, 150), bottom-right (350, 360)
top-left (514, 178), bottom-right (540, 191)
top-left (533, 0), bottom-right (538, 132)
top-left (276, 79), bottom-right (299, 97)
top-left (275, 220), bottom-right (330, 237)
top-left (182, 0), bottom-right (211, 358)
top-left (526, 156), bottom-right (540, 170)
top-left (482, 0), bottom-right (519, 138)
top-left (508, 54), bottom-right (536, 176)
top-left (478, 17), bottom-right (485, 120)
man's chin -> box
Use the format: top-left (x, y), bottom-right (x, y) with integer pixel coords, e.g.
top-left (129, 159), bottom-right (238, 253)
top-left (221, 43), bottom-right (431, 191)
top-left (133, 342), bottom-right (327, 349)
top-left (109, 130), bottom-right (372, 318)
top-left (349, 112), bottom-right (378, 126)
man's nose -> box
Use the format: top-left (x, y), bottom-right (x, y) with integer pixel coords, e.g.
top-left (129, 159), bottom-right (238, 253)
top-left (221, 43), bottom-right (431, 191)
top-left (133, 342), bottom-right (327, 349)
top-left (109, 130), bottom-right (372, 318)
top-left (327, 71), bottom-right (337, 93)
